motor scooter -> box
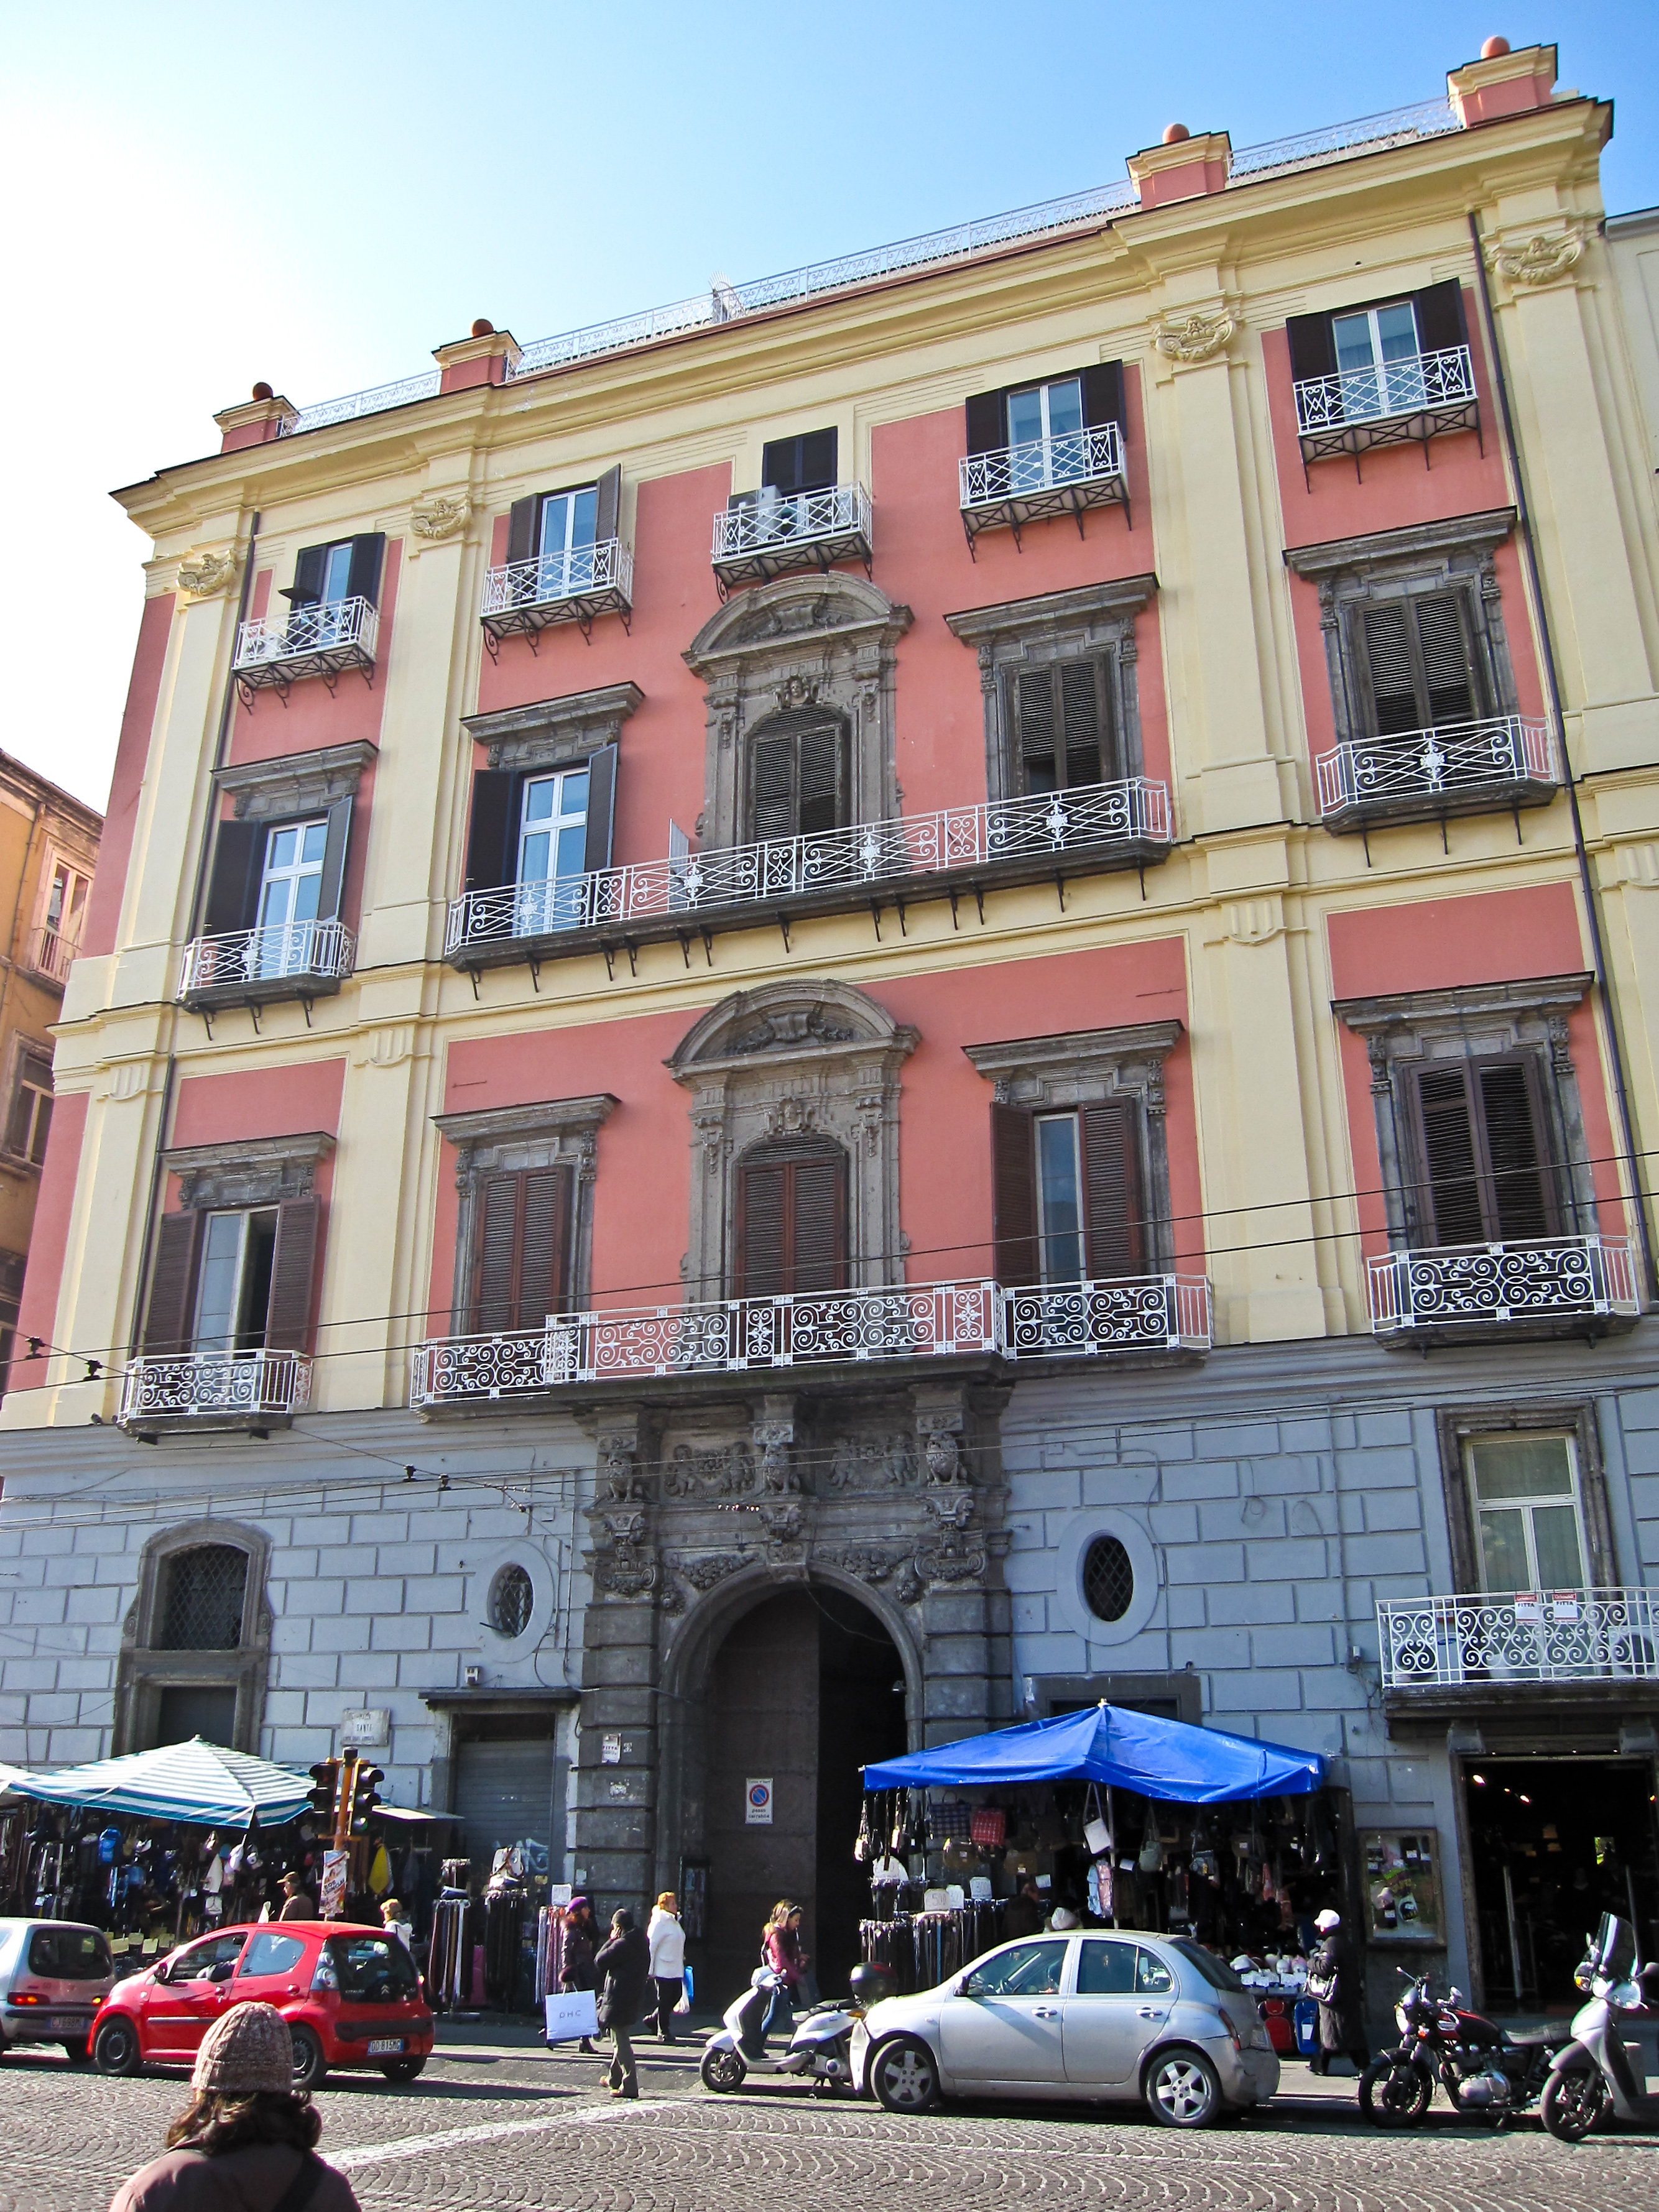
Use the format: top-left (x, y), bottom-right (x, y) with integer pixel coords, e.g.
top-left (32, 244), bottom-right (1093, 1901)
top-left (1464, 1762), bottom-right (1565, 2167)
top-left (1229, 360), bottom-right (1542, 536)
top-left (1540, 1912), bottom-right (1659, 2140)
top-left (700, 1966), bottom-right (876, 2094)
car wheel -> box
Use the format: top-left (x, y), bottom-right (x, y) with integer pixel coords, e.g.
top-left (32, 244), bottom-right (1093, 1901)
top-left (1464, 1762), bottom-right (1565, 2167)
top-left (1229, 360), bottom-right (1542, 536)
top-left (1358, 2057), bottom-right (1432, 2127)
top-left (870, 2035), bottom-right (941, 2115)
top-left (62, 2038), bottom-right (93, 2066)
top-left (1541, 2068), bottom-right (1606, 2143)
top-left (700, 2046), bottom-right (747, 2092)
top-left (289, 2024), bottom-right (328, 2093)
top-left (1144, 2047), bottom-right (1222, 2129)
top-left (94, 2017), bottom-right (142, 2076)
top-left (379, 2057), bottom-right (426, 2083)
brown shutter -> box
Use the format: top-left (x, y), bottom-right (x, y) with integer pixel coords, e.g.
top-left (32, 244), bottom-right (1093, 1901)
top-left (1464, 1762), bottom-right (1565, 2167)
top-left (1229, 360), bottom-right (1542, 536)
top-left (790, 1150), bottom-right (846, 1294)
top-left (264, 1196), bottom-right (321, 1353)
top-left (1412, 594), bottom-right (1479, 724)
top-left (1413, 1066), bottom-right (1486, 1245)
top-left (990, 1104), bottom-right (1039, 1288)
top-left (1081, 1103), bottom-right (1145, 1278)
top-left (735, 1141), bottom-right (846, 1296)
top-left (735, 1155), bottom-right (788, 1297)
top-left (965, 389), bottom-right (1007, 455)
top-left (1014, 670), bottom-right (1059, 793)
top-left (751, 729), bottom-right (797, 841)
top-left (1058, 661), bottom-right (1104, 788)
top-left (1412, 278), bottom-right (1468, 357)
top-left (516, 1167), bottom-right (573, 1324)
top-left (1361, 602), bottom-right (1420, 735)
top-left (1478, 1061), bottom-right (1554, 1240)
top-left (507, 498), bottom-right (537, 566)
top-left (472, 1174), bottom-right (522, 1330)
top-left (593, 465), bottom-right (622, 545)
top-left (1286, 313), bottom-right (1338, 384)
top-left (143, 1214), bottom-right (203, 1356)
top-left (797, 723), bottom-right (844, 836)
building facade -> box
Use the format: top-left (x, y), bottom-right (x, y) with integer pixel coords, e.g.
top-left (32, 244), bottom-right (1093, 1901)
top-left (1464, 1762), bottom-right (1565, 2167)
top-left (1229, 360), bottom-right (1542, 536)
top-left (3, 37), bottom-right (1658, 2017)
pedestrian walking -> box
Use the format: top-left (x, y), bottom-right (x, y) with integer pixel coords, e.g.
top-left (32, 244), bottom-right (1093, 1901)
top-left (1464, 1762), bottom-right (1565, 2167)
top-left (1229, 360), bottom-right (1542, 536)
top-left (278, 1871), bottom-right (315, 1923)
top-left (106, 2000), bottom-right (359, 2212)
top-left (646, 1890), bottom-right (686, 2043)
top-left (762, 1901), bottom-right (816, 2010)
top-left (379, 1897), bottom-right (413, 1952)
top-left (1306, 1907), bottom-right (1369, 2076)
top-left (560, 1895), bottom-right (600, 2055)
top-left (593, 1907), bottom-right (650, 2099)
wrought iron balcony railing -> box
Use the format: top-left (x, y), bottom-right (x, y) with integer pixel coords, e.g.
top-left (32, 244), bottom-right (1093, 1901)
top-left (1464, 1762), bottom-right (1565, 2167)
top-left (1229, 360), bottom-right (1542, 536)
top-left (27, 926), bottom-right (79, 988)
top-left (479, 538), bottom-right (634, 648)
top-left (711, 483), bottom-right (872, 589)
top-left (445, 777), bottom-right (1172, 964)
top-left (1293, 346), bottom-right (1479, 466)
top-left (233, 596), bottom-right (379, 701)
top-left (1377, 1588), bottom-right (1659, 1692)
top-left (1315, 715), bottom-right (1557, 829)
top-left (119, 1350), bottom-right (312, 1430)
top-left (179, 920), bottom-right (355, 1004)
top-left (1367, 1236), bottom-right (1640, 1336)
top-left (410, 1272), bottom-right (1213, 1409)
top-left (959, 424), bottom-right (1127, 550)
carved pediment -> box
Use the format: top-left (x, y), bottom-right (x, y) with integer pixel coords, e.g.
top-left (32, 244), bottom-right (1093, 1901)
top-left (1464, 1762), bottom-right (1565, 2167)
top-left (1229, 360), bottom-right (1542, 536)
top-left (685, 572), bottom-right (911, 673)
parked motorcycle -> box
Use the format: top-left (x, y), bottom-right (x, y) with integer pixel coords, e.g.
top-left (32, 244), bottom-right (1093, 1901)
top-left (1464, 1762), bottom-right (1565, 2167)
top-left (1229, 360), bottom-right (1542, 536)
top-left (1540, 1912), bottom-right (1659, 2140)
top-left (1359, 1966), bottom-right (1566, 2127)
top-left (700, 1964), bottom-right (887, 2095)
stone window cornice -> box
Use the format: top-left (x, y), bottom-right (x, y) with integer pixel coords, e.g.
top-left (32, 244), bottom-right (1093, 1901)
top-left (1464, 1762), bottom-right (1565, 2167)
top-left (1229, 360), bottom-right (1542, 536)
top-left (461, 683), bottom-right (644, 776)
top-left (1282, 509), bottom-right (1517, 585)
top-left (215, 742), bottom-right (378, 823)
top-left (163, 1131), bottom-right (335, 1211)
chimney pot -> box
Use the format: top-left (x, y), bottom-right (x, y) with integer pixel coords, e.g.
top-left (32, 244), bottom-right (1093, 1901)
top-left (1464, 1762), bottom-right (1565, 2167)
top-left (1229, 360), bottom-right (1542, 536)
top-left (1162, 122), bottom-right (1191, 144)
top-left (470, 318), bottom-right (495, 338)
top-left (1481, 34), bottom-right (1510, 58)
top-left (251, 381), bottom-right (274, 402)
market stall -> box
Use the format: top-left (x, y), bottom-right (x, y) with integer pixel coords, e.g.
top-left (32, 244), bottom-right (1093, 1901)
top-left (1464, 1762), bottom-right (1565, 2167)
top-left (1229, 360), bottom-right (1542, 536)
top-left (857, 1705), bottom-right (1339, 2034)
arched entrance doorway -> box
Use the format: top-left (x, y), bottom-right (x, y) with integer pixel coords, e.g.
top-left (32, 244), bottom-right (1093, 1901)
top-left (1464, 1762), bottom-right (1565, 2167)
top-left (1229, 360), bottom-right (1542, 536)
top-left (693, 1580), bottom-right (907, 2006)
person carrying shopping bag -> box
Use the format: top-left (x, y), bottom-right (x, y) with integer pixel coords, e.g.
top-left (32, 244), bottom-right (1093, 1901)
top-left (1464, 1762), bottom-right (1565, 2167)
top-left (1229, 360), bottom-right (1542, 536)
top-left (593, 1907), bottom-right (650, 2099)
top-left (646, 1891), bottom-right (687, 2043)
top-left (560, 1896), bottom-right (600, 2056)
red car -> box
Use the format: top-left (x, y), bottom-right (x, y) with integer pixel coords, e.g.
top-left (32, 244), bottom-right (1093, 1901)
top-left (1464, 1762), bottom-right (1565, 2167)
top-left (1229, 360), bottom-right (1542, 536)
top-left (90, 1920), bottom-right (434, 2090)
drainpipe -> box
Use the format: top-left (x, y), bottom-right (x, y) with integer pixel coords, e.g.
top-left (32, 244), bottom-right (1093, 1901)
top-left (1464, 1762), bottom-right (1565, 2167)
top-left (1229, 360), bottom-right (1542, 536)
top-left (127, 514), bottom-right (261, 1358)
top-left (1467, 213), bottom-right (1656, 1301)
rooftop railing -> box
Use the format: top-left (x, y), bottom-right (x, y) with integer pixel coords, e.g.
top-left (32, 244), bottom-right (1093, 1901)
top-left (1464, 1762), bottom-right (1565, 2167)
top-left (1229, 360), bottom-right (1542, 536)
top-left (1315, 715), bottom-right (1556, 822)
top-left (180, 920), bottom-right (355, 1002)
top-left (479, 538), bottom-right (634, 639)
top-left (410, 1272), bottom-right (1213, 1409)
top-left (445, 777), bottom-right (1172, 960)
top-left (1367, 1236), bottom-right (1639, 1335)
top-left (281, 101), bottom-right (1461, 437)
top-left (1378, 1588), bottom-right (1659, 1691)
top-left (119, 1350), bottom-right (312, 1429)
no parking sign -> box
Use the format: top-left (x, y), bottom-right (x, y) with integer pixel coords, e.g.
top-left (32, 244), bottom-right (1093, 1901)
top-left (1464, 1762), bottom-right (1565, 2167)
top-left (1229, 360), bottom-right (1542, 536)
top-left (746, 1777), bottom-right (773, 1825)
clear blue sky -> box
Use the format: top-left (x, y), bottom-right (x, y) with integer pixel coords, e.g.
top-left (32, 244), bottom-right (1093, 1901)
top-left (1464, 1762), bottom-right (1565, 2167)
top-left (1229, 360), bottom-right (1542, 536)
top-left (2, 2), bottom-right (1652, 808)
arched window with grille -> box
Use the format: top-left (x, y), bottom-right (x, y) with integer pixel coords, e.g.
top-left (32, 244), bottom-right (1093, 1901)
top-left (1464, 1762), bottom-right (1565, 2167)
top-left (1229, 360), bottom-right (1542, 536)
top-left (734, 1138), bottom-right (848, 1298)
top-left (157, 1544), bottom-right (249, 1651)
top-left (116, 1523), bottom-right (271, 1756)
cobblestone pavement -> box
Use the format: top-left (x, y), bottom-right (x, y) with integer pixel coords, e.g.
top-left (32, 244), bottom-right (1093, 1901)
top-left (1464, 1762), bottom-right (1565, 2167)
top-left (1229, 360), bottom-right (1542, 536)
top-left (2, 2033), bottom-right (1654, 2212)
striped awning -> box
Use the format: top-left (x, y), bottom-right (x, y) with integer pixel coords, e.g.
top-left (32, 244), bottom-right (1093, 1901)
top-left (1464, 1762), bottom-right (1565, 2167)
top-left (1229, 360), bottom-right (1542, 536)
top-left (0, 1736), bottom-right (310, 1825)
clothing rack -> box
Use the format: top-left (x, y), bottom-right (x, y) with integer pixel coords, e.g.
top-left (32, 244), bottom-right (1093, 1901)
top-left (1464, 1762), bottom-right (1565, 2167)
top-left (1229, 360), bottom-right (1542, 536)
top-left (860, 1901), bottom-right (1005, 1994)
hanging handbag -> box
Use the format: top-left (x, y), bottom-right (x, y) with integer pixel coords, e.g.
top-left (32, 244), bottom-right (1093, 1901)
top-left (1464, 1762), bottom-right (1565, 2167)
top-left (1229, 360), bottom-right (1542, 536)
top-left (854, 1800), bottom-right (871, 1865)
top-left (1083, 1784), bottom-right (1112, 1859)
top-left (1087, 1858), bottom-right (1114, 1919)
top-left (1138, 1804), bottom-right (1165, 1876)
top-left (970, 1808), bottom-right (1005, 1850)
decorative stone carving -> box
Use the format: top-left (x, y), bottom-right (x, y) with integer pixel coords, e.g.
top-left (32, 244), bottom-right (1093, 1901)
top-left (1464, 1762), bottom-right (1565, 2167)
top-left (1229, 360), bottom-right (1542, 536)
top-left (731, 1010), bottom-right (857, 1055)
top-left (600, 1435), bottom-right (646, 1503)
top-left (821, 1545), bottom-right (906, 1583)
top-left (593, 1512), bottom-right (659, 1601)
top-left (754, 1400), bottom-right (798, 1493)
top-left (764, 1097), bottom-right (818, 1139)
top-left (1153, 309), bottom-right (1236, 364)
top-left (216, 741), bottom-right (378, 825)
top-left (178, 548), bottom-right (241, 599)
top-left (827, 1432), bottom-right (918, 1491)
top-left (664, 1442), bottom-right (754, 1499)
top-left (895, 1561), bottom-right (925, 1606)
top-left (463, 684), bottom-right (644, 778)
top-left (164, 1133), bottom-right (333, 1213)
top-left (1486, 229), bottom-right (1585, 287)
top-left (672, 1551), bottom-right (751, 1591)
top-left (411, 492), bottom-right (470, 540)
top-left (923, 1430), bottom-right (961, 1485)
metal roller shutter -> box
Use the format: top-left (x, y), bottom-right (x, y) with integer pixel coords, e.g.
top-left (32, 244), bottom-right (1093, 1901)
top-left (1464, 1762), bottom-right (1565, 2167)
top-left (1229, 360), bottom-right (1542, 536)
top-left (453, 1736), bottom-right (557, 1872)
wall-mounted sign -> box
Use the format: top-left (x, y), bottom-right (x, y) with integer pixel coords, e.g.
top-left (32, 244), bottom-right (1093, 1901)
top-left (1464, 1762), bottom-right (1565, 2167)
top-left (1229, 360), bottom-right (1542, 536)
top-left (746, 1777), bottom-right (773, 1827)
top-left (340, 1708), bottom-right (390, 1748)
top-left (602, 1734), bottom-right (623, 1766)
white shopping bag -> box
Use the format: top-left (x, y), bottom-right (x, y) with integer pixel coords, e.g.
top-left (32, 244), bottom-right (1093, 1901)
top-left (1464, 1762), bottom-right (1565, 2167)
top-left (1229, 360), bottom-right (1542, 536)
top-left (544, 1989), bottom-right (599, 2042)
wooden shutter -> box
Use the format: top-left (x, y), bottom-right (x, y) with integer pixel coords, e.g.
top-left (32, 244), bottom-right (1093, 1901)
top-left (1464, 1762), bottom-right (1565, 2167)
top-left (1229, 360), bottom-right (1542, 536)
top-left (582, 743), bottom-right (617, 874)
top-left (202, 821), bottom-right (264, 934)
top-left (473, 1174), bottom-right (522, 1330)
top-left (1412, 278), bottom-right (1468, 356)
top-left (1081, 1103), bottom-right (1145, 1278)
top-left (797, 724), bottom-right (844, 836)
top-left (762, 429), bottom-right (837, 494)
top-left (965, 389), bottom-right (1007, 454)
top-left (464, 771), bottom-right (520, 895)
top-left (1058, 661), bottom-right (1106, 788)
top-left (990, 1103), bottom-right (1039, 1288)
top-left (506, 497), bottom-right (538, 566)
top-left (143, 1213), bottom-right (203, 1355)
top-left (790, 1150), bottom-right (844, 1293)
top-left (345, 533), bottom-right (385, 606)
top-left (264, 1196), bottom-right (321, 1353)
top-left (1081, 361), bottom-right (1124, 434)
top-left (286, 545), bottom-right (328, 607)
top-left (762, 438), bottom-right (798, 495)
top-left (734, 1140), bottom-right (846, 1297)
top-left (1361, 602), bottom-right (1420, 735)
top-left (1478, 1061), bottom-right (1554, 1240)
top-left (1286, 313), bottom-right (1338, 384)
top-left (593, 465), bottom-right (621, 545)
top-left (1013, 670), bottom-right (1060, 793)
top-left (1413, 594), bottom-right (1479, 724)
top-left (470, 1167), bottom-right (573, 1331)
top-left (1413, 1066), bottom-right (1487, 1245)
top-left (315, 796), bottom-right (353, 921)
top-left (751, 729), bottom-right (798, 841)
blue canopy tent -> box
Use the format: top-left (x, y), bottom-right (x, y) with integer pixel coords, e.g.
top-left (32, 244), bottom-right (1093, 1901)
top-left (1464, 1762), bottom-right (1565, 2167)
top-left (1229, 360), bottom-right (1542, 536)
top-left (863, 1703), bottom-right (1325, 1805)
top-left (0, 1738), bottom-right (311, 1827)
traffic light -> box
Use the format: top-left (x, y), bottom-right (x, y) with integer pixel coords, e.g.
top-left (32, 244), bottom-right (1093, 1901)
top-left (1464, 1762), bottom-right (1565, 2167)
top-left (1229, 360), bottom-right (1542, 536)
top-left (348, 1761), bottom-right (384, 1836)
top-left (307, 1759), bottom-right (340, 1825)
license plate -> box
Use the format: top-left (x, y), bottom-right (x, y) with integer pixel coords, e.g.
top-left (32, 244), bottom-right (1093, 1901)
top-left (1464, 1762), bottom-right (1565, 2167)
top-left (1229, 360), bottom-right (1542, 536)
top-left (45, 2017), bottom-right (88, 2036)
top-left (366, 2039), bottom-right (405, 2056)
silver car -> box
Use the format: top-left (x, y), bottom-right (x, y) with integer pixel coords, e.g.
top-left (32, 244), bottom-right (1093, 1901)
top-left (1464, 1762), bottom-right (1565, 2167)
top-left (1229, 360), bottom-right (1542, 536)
top-left (0, 1919), bottom-right (115, 2062)
top-left (854, 1929), bottom-right (1278, 2128)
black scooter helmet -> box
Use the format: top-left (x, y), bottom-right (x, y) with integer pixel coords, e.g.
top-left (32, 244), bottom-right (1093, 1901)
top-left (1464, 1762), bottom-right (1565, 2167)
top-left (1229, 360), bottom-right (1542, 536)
top-left (849, 1962), bottom-right (896, 2007)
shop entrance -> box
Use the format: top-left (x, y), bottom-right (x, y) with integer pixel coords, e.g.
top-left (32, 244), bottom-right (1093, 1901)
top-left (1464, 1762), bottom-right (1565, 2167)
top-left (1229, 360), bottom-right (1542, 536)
top-left (1463, 1756), bottom-right (1659, 2013)
top-left (699, 1583), bottom-right (906, 2008)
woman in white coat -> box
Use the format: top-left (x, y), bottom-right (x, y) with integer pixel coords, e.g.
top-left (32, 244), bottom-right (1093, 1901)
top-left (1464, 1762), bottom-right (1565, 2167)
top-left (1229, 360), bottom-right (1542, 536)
top-left (646, 1891), bottom-right (687, 2043)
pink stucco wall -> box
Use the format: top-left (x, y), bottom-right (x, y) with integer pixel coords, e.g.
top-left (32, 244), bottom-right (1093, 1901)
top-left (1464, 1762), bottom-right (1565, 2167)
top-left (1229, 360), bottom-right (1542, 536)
top-left (12, 1092), bottom-right (89, 1389)
top-left (81, 594), bottom-right (175, 961)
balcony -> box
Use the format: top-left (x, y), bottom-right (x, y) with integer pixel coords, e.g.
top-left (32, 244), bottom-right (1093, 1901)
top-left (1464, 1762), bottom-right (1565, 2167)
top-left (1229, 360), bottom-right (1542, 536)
top-left (1315, 715), bottom-right (1557, 836)
top-left (410, 1273), bottom-right (1213, 1411)
top-left (1292, 345), bottom-right (1479, 471)
top-left (179, 920), bottom-right (355, 1013)
top-left (233, 596), bottom-right (378, 704)
top-left (479, 539), bottom-right (633, 653)
top-left (1367, 1235), bottom-right (1640, 1342)
top-left (118, 1350), bottom-right (312, 1435)
top-left (26, 926), bottom-right (79, 990)
top-left (446, 777), bottom-right (1172, 973)
top-left (959, 424), bottom-right (1127, 552)
top-left (1377, 1589), bottom-right (1659, 1712)
top-left (711, 483), bottom-right (872, 594)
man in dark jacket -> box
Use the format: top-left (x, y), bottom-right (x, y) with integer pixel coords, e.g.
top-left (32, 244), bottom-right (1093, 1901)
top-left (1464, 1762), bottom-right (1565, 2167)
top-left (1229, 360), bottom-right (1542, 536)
top-left (1308, 1907), bottom-right (1369, 2075)
top-left (593, 1907), bottom-right (650, 2099)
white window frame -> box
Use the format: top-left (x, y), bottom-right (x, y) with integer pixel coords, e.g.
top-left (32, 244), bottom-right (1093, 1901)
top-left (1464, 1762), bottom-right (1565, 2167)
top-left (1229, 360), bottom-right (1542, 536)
top-left (538, 486), bottom-right (599, 593)
top-left (6, 1049), bottom-right (52, 1167)
top-left (514, 769), bottom-right (590, 934)
top-left (254, 818), bottom-right (329, 975)
top-left (1464, 1432), bottom-right (1591, 1594)
top-left (1331, 300), bottom-right (1425, 422)
top-left (1034, 1110), bottom-right (1085, 1286)
top-left (319, 542), bottom-right (354, 604)
top-left (1006, 376), bottom-right (1085, 487)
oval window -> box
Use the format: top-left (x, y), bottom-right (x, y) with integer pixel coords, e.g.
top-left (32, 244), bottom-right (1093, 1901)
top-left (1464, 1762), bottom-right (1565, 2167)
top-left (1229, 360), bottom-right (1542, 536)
top-left (489, 1563), bottom-right (534, 1639)
top-left (1082, 1535), bottom-right (1134, 1624)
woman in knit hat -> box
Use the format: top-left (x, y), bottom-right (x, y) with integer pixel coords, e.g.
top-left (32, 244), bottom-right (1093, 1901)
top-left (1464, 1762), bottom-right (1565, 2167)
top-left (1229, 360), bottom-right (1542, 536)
top-left (107, 2001), bottom-right (359, 2212)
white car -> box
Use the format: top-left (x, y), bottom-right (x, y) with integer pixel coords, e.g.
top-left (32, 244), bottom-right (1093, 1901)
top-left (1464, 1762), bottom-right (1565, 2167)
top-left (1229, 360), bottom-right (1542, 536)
top-left (854, 1929), bottom-right (1278, 2128)
top-left (0, 1919), bottom-right (115, 2062)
